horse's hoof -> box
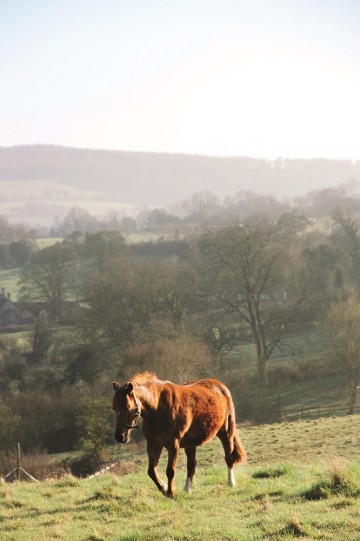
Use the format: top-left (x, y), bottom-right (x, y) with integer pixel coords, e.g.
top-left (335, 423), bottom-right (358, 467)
top-left (184, 478), bottom-right (193, 494)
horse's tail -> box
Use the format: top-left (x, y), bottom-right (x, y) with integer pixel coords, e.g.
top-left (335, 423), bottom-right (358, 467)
top-left (227, 408), bottom-right (247, 464)
top-left (220, 382), bottom-right (247, 465)
top-left (232, 429), bottom-right (247, 464)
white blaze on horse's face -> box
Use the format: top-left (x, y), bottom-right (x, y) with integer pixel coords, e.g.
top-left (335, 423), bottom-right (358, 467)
top-left (112, 381), bottom-right (140, 444)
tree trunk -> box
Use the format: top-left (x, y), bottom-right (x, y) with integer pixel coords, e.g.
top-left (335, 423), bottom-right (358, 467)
top-left (257, 356), bottom-right (268, 387)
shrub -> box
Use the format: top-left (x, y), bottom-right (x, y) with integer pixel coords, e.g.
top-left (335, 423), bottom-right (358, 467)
top-left (0, 449), bottom-right (68, 481)
top-left (267, 363), bottom-right (301, 386)
top-left (252, 464), bottom-right (293, 479)
top-left (64, 451), bottom-right (101, 477)
top-left (122, 334), bottom-right (215, 383)
top-left (3, 387), bottom-right (79, 453)
top-left (304, 460), bottom-right (359, 500)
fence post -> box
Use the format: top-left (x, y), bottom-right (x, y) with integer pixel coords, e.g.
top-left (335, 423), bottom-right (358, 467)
top-left (17, 443), bottom-right (21, 481)
top-left (3, 443), bottom-right (38, 483)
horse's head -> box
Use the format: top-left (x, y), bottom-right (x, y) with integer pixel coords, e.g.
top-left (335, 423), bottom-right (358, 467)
top-left (112, 381), bottom-right (141, 443)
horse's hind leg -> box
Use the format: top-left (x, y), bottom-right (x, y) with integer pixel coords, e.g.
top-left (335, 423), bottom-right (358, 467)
top-left (147, 441), bottom-right (166, 495)
top-left (184, 447), bottom-right (197, 494)
top-left (217, 429), bottom-right (236, 487)
top-left (165, 440), bottom-right (180, 498)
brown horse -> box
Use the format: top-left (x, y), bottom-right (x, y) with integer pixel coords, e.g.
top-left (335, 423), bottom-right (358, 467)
top-left (112, 372), bottom-right (246, 497)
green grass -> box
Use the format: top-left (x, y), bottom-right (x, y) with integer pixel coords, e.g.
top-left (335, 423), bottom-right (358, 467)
top-left (224, 330), bottom-right (329, 368)
top-left (125, 232), bottom-right (176, 243)
top-left (1, 460), bottom-right (359, 541)
top-left (1, 415), bottom-right (360, 540)
top-left (0, 268), bottom-right (21, 300)
top-left (191, 414), bottom-right (360, 466)
top-left (36, 238), bottom-right (63, 249)
top-left (0, 180), bottom-right (135, 227)
top-left (222, 328), bottom-right (357, 419)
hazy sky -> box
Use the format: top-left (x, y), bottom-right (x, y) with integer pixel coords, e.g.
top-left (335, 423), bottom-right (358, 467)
top-left (1, 0), bottom-right (360, 159)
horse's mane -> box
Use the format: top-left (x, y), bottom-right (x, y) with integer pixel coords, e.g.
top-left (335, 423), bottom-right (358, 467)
top-left (129, 371), bottom-right (162, 386)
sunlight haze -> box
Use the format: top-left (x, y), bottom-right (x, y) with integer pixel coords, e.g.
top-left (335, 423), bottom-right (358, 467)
top-left (1, 0), bottom-right (360, 159)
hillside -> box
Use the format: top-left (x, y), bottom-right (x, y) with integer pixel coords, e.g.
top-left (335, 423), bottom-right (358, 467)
top-left (1, 145), bottom-right (360, 207)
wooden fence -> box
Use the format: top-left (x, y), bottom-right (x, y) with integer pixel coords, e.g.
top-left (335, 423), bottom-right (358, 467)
top-left (281, 402), bottom-right (360, 422)
top-left (87, 461), bottom-right (118, 479)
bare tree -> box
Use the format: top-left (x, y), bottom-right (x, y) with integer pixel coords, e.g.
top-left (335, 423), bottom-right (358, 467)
top-left (332, 210), bottom-right (360, 294)
top-left (182, 191), bottom-right (221, 224)
top-left (76, 257), bottom-right (185, 354)
top-left (18, 243), bottom-right (74, 322)
top-left (193, 215), bottom-right (309, 385)
top-left (84, 230), bottom-right (128, 273)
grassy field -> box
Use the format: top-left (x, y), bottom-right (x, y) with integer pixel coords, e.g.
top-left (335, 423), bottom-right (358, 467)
top-left (1, 415), bottom-right (360, 541)
top-left (0, 268), bottom-right (21, 300)
top-left (36, 238), bottom-right (63, 250)
top-left (219, 328), bottom-right (359, 421)
top-left (0, 180), bottom-right (135, 227)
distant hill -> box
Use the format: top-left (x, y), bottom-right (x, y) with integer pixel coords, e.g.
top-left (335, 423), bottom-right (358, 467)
top-left (1, 145), bottom-right (360, 208)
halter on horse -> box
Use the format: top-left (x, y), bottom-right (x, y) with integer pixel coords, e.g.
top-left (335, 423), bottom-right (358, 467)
top-left (112, 372), bottom-right (247, 497)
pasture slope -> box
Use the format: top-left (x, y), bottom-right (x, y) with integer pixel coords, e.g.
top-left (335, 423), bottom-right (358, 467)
top-left (1, 414), bottom-right (360, 541)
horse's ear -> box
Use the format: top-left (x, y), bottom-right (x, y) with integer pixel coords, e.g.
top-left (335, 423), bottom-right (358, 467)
top-left (126, 382), bottom-right (134, 395)
top-left (113, 382), bottom-right (120, 391)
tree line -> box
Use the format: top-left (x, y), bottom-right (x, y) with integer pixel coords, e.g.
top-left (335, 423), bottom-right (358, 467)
top-left (2, 183), bottom-right (360, 251)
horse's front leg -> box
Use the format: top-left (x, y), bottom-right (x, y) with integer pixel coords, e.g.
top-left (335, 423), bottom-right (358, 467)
top-left (166, 440), bottom-right (180, 498)
top-left (147, 440), bottom-right (166, 495)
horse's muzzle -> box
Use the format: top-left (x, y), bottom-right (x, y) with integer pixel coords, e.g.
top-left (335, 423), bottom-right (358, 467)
top-left (114, 433), bottom-right (129, 444)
